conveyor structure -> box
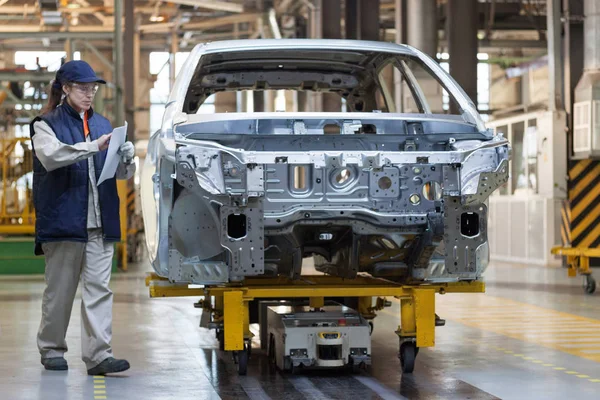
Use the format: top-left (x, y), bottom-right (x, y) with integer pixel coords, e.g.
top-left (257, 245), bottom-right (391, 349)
top-left (145, 273), bottom-right (485, 376)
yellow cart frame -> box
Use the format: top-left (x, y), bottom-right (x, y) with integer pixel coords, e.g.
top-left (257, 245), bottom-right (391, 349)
top-left (551, 246), bottom-right (597, 294)
top-left (146, 273), bottom-right (484, 374)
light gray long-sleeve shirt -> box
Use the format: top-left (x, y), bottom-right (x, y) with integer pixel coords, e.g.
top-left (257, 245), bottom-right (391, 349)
top-left (32, 117), bottom-right (135, 229)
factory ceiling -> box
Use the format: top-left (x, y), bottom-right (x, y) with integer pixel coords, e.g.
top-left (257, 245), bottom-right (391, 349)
top-left (0, 0), bottom-right (563, 52)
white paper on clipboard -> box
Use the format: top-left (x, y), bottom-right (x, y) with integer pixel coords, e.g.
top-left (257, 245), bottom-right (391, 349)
top-left (97, 121), bottom-right (127, 186)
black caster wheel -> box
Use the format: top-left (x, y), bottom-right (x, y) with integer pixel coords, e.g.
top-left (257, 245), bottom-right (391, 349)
top-left (399, 342), bottom-right (417, 374)
top-left (585, 276), bottom-right (596, 295)
top-left (349, 360), bottom-right (364, 374)
top-left (284, 356), bottom-right (294, 373)
top-left (237, 345), bottom-right (249, 375)
top-left (268, 335), bottom-right (276, 365)
top-left (217, 330), bottom-right (225, 351)
top-left (246, 340), bottom-right (253, 358)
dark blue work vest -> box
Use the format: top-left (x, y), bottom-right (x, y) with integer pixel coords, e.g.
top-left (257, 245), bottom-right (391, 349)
top-left (29, 102), bottom-right (121, 253)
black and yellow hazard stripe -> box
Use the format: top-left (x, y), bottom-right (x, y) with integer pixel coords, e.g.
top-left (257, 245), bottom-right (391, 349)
top-left (561, 200), bottom-right (572, 246)
top-left (127, 189), bottom-right (135, 215)
top-left (568, 160), bottom-right (600, 248)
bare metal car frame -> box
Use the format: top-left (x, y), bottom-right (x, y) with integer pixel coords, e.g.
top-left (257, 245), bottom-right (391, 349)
top-left (141, 39), bottom-right (510, 285)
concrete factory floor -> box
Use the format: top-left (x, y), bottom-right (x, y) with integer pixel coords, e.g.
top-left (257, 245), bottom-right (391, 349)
top-left (2, 260), bottom-right (600, 400)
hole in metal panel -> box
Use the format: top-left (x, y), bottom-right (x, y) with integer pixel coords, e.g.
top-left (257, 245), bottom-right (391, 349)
top-left (409, 194), bottom-right (421, 205)
top-left (227, 214), bottom-right (247, 239)
top-left (422, 181), bottom-right (442, 201)
top-left (378, 176), bottom-right (392, 190)
top-left (294, 166), bottom-right (306, 189)
top-left (379, 237), bottom-right (396, 250)
top-left (461, 212), bottom-right (479, 237)
top-left (324, 124), bottom-right (341, 134)
top-left (335, 168), bottom-right (352, 184)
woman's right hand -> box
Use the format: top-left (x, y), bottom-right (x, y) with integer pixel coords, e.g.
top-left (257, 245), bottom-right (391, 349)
top-left (97, 134), bottom-right (112, 151)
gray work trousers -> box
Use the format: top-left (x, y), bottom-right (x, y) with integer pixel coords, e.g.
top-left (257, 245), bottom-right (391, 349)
top-left (37, 229), bottom-right (114, 370)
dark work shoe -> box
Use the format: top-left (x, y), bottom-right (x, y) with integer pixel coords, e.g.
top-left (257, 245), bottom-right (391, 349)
top-left (87, 357), bottom-right (130, 376)
top-left (41, 357), bottom-right (68, 371)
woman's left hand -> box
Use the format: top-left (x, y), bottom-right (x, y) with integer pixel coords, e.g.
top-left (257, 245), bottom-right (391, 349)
top-left (119, 141), bottom-right (135, 164)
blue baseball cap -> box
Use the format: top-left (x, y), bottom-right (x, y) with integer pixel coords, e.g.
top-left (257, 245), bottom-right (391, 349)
top-left (55, 60), bottom-right (106, 85)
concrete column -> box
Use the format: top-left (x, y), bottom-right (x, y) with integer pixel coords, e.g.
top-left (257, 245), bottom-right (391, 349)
top-left (345, 0), bottom-right (358, 39)
top-left (169, 30), bottom-right (178, 91)
top-left (285, 91), bottom-right (298, 112)
top-left (113, 0), bottom-right (124, 126)
top-left (447, 0), bottom-right (478, 112)
top-left (345, 0), bottom-right (379, 41)
top-left (135, 51), bottom-right (151, 142)
top-left (563, 0), bottom-right (584, 117)
top-left (547, 0), bottom-right (564, 111)
top-left (395, 0), bottom-right (407, 109)
top-left (322, 0), bottom-right (341, 112)
top-left (297, 91), bottom-right (307, 112)
top-left (360, 0), bottom-right (380, 41)
top-left (407, 0), bottom-right (437, 58)
top-left (214, 92), bottom-right (237, 113)
top-left (265, 91), bottom-right (276, 112)
top-left (253, 91), bottom-right (265, 112)
top-left (322, 0), bottom-right (341, 40)
top-left (124, 0), bottom-right (135, 140)
top-left (64, 39), bottom-right (73, 61)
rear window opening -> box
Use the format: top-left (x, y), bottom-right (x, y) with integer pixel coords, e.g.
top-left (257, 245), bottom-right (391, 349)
top-left (183, 50), bottom-right (466, 117)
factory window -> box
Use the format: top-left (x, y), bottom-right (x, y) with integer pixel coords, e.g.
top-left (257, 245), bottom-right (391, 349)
top-left (509, 120), bottom-right (539, 195)
top-left (495, 125), bottom-right (509, 195)
top-left (438, 53), bottom-right (490, 118)
top-left (149, 51), bottom-right (215, 133)
top-left (492, 120), bottom-right (538, 196)
top-left (15, 51), bottom-right (81, 73)
top-left (512, 121), bottom-right (526, 194)
top-left (11, 51), bottom-right (81, 115)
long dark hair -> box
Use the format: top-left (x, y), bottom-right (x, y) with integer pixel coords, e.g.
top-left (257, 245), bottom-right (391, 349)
top-left (41, 80), bottom-right (64, 115)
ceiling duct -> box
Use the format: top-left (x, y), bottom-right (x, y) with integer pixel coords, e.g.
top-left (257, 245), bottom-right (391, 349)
top-left (39, 0), bottom-right (63, 25)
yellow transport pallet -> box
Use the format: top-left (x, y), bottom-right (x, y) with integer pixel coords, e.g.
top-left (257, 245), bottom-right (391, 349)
top-left (146, 273), bottom-right (485, 375)
top-left (551, 246), bottom-right (598, 294)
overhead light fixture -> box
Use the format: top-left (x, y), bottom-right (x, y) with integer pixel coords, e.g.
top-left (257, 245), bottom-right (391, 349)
top-left (150, 1), bottom-right (165, 23)
top-left (66, 3), bottom-right (81, 8)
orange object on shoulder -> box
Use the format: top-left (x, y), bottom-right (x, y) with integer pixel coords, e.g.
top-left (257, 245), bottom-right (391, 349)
top-left (83, 111), bottom-right (90, 137)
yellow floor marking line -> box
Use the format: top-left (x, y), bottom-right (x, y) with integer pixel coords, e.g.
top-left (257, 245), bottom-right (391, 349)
top-left (93, 376), bottom-right (107, 400)
top-left (481, 339), bottom-right (600, 384)
top-left (433, 293), bottom-right (600, 362)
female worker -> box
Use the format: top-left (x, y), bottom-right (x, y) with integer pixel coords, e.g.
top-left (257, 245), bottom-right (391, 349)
top-left (30, 60), bottom-right (134, 375)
